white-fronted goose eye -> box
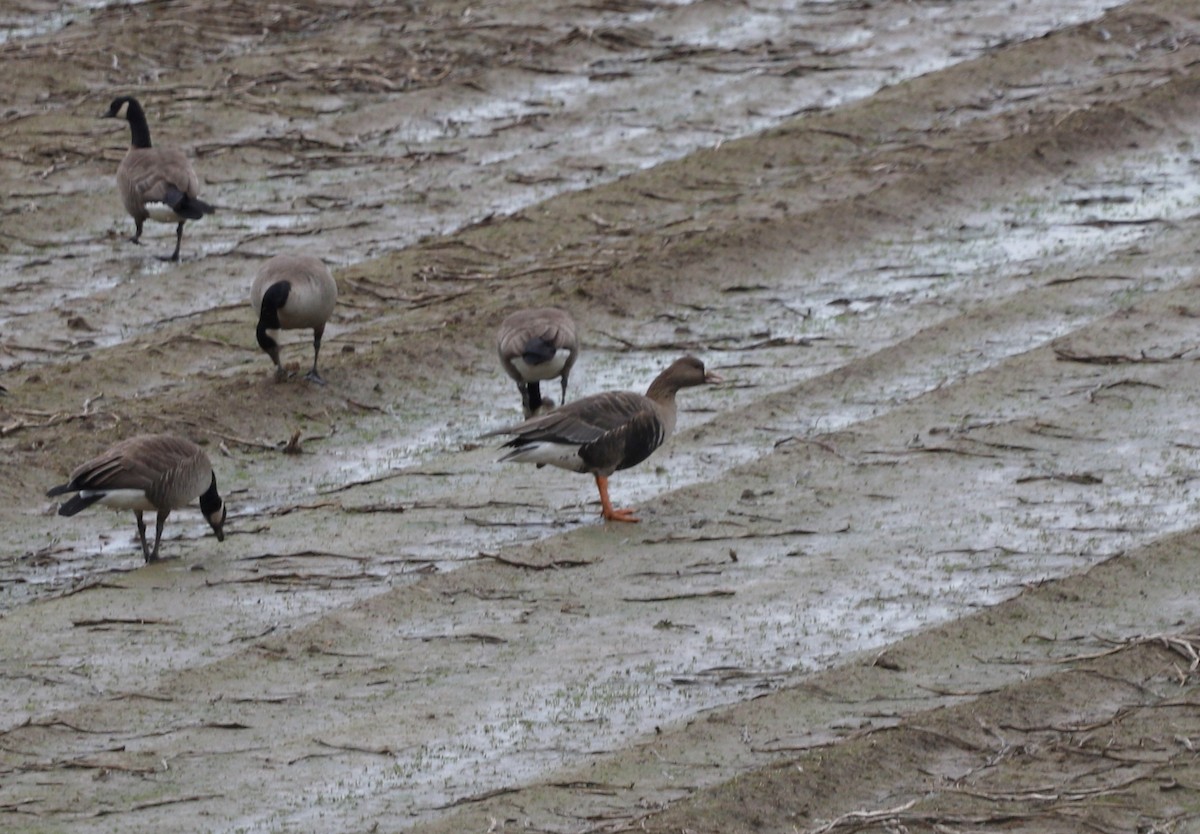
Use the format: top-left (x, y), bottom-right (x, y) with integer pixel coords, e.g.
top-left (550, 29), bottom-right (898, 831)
top-left (250, 254), bottom-right (338, 384)
top-left (46, 434), bottom-right (227, 563)
top-left (485, 355), bottom-right (723, 523)
top-left (497, 307), bottom-right (579, 418)
top-left (102, 95), bottom-right (214, 262)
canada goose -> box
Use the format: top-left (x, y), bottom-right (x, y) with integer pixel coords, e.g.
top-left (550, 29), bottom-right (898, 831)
top-left (497, 307), bottom-right (578, 417)
top-left (102, 95), bottom-right (214, 262)
top-left (486, 356), bottom-right (722, 522)
top-left (250, 254), bottom-right (338, 384)
top-left (46, 434), bottom-right (226, 562)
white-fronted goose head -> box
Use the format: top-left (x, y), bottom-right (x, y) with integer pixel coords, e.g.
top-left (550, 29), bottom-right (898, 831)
top-left (102, 95), bottom-right (214, 262)
top-left (250, 254), bottom-right (338, 384)
top-left (46, 434), bottom-right (226, 563)
top-left (497, 307), bottom-right (579, 417)
top-left (485, 355), bottom-right (722, 522)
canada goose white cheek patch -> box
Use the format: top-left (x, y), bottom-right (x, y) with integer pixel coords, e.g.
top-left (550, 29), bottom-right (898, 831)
top-left (90, 489), bottom-right (155, 512)
top-left (144, 202), bottom-right (180, 223)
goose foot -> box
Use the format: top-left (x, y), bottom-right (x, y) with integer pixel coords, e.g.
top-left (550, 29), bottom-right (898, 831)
top-left (602, 507), bottom-right (640, 523)
top-left (595, 475), bottom-right (639, 523)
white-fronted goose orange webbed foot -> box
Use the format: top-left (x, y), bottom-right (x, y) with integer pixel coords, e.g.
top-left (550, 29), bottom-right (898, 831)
top-left (596, 475), bottom-right (639, 523)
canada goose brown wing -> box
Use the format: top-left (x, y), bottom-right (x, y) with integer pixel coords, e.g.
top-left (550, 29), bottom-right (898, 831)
top-left (59, 441), bottom-right (157, 493)
top-left (60, 435), bottom-right (208, 503)
top-left (120, 148), bottom-right (200, 207)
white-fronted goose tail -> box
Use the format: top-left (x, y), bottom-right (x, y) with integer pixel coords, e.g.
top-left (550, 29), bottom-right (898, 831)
top-left (250, 254), bottom-right (338, 384)
top-left (497, 307), bottom-right (578, 417)
top-left (103, 95), bottom-right (214, 262)
top-left (485, 356), bottom-right (722, 522)
top-left (46, 434), bottom-right (226, 562)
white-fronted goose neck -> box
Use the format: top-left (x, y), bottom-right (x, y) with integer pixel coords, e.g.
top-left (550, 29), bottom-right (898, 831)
top-left (46, 434), bottom-right (226, 563)
top-left (103, 95), bottom-right (214, 262)
top-left (497, 307), bottom-right (579, 417)
top-left (486, 356), bottom-right (722, 522)
top-left (250, 254), bottom-right (338, 384)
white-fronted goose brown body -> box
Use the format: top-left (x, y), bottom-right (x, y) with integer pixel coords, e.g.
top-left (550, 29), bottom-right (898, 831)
top-left (497, 307), bottom-right (579, 417)
top-left (103, 95), bottom-right (214, 262)
top-left (486, 356), bottom-right (722, 522)
top-left (250, 254), bottom-right (338, 384)
top-left (47, 434), bottom-right (226, 562)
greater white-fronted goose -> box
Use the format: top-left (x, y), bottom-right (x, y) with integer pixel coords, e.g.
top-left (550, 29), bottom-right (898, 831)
top-left (486, 356), bottom-right (722, 522)
top-left (46, 434), bottom-right (226, 562)
top-left (250, 254), bottom-right (338, 384)
top-left (102, 95), bottom-right (214, 262)
top-left (497, 307), bottom-right (579, 417)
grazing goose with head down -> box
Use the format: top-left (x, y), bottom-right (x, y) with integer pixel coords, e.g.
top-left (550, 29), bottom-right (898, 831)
top-left (47, 434), bottom-right (226, 563)
top-left (486, 356), bottom-right (722, 522)
top-left (103, 95), bottom-right (214, 262)
top-left (250, 254), bottom-right (338, 384)
top-left (497, 307), bottom-right (578, 417)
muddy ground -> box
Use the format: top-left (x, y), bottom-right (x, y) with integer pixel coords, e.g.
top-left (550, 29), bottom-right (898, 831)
top-left (3, 0), bottom-right (1200, 831)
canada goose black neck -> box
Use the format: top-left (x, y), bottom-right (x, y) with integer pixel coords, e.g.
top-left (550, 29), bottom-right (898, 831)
top-left (255, 281), bottom-right (290, 351)
top-left (525, 382), bottom-right (545, 414)
top-left (107, 96), bottom-right (152, 149)
top-left (521, 335), bottom-right (559, 367)
top-left (199, 472), bottom-right (226, 540)
top-left (199, 473), bottom-right (222, 516)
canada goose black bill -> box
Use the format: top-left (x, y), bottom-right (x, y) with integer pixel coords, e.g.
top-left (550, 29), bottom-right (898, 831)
top-left (486, 356), bottom-right (722, 522)
top-left (47, 434), bottom-right (226, 562)
top-left (250, 254), bottom-right (338, 384)
top-left (103, 95), bottom-right (214, 262)
top-left (497, 307), bottom-right (579, 418)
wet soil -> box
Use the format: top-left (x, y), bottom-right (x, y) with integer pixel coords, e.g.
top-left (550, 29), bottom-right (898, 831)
top-left (3, 0), bottom-right (1200, 831)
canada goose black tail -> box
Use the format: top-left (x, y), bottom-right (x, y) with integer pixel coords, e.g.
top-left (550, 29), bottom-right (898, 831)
top-left (52, 492), bottom-right (104, 517)
top-left (164, 186), bottom-right (214, 220)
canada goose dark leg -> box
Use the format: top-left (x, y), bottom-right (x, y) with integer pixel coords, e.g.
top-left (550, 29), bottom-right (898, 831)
top-left (157, 222), bottom-right (184, 262)
top-left (134, 510), bottom-right (151, 561)
top-left (595, 475), bottom-right (638, 523)
top-left (560, 373), bottom-right (570, 407)
top-left (304, 324), bottom-right (327, 385)
top-left (148, 509), bottom-right (170, 562)
top-left (130, 218), bottom-right (144, 245)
